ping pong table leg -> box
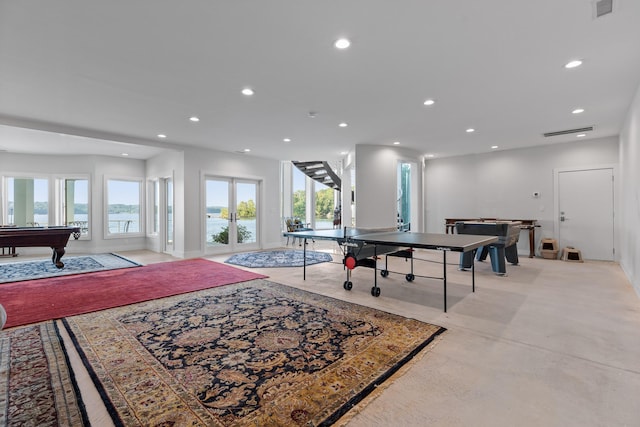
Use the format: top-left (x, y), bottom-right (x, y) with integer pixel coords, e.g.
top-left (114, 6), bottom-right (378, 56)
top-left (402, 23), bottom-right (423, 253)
top-left (343, 266), bottom-right (353, 290)
top-left (443, 250), bottom-right (447, 312)
top-left (383, 254), bottom-right (389, 277)
top-left (409, 249), bottom-right (415, 281)
top-left (370, 245), bottom-right (381, 297)
top-left (303, 238), bottom-right (307, 280)
top-left (472, 249), bottom-right (476, 292)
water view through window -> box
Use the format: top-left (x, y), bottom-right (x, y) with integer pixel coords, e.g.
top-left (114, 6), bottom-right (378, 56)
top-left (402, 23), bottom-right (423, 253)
top-left (107, 179), bottom-right (142, 234)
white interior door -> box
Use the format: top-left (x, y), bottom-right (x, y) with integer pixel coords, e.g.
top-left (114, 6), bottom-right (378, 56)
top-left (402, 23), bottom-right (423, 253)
top-left (556, 167), bottom-right (614, 261)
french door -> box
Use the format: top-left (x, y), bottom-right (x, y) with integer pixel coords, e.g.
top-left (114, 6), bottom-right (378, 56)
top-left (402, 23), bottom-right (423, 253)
top-left (205, 177), bottom-right (259, 253)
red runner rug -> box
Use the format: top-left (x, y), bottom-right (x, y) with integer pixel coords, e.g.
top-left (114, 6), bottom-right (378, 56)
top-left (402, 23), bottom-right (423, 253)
top-left (0, 258), bottom-right (267, 329)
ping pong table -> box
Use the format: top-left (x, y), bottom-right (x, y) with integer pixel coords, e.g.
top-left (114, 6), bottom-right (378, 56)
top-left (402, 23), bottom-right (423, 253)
top-left (284, 227), bottom-right (498, 312)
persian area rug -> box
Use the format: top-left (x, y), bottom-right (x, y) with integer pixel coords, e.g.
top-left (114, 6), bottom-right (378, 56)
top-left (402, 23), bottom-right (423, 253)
top-left (64, 280), bottom-right (446, 426)
top-left (225, 249), bottom-right (333, 268)
top-left (0, 258), bottom-right (267, 329)
top-left (0, 253), bottom-right (140, 284)
top-left (0, 322), bottom-right (89, 426)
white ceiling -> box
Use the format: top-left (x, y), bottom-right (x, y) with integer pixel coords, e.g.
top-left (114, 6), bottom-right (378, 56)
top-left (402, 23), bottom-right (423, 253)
top-left (1, 1), bottom-right (639, 161)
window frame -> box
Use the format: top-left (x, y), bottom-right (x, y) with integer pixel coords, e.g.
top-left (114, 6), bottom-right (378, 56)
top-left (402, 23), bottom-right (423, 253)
top-left (54, 174), bottom-right (92, 240)
top-left (147, 178), bottom-right (160, 236)
top-left (1, 173), bottom-right (51, 227)
top-left (104, 176), bottom-right (145, 238)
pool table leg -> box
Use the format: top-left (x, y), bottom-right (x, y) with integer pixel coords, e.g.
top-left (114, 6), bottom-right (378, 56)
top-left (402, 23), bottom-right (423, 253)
top-left (52, 247), bottom-right (65, 268)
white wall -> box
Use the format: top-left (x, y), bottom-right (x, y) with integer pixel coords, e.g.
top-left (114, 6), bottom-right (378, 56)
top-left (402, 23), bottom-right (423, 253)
top-left (1, 145), bottom-right (283, 260)
top-left (0, 152), bottom-right (147, 254)
top-left (183, 147), bottom-right (282, 257)
top-left (145, 150), bottom-right (185, 255)
top-left (355, 144), bottom-right (424, 230)
top-left (619, 83), bottom-right (640, 297)
top-left (341, 152), bottom-right (354, 228)
top-left (425, 137), bottom-right (619, 255)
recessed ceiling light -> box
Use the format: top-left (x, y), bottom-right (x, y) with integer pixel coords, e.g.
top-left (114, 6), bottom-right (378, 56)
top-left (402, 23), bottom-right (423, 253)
top-left (491, 145), bottom-right (499, 149)
top-left (466, 128), bottom-right (475, 133)
top-left (243, 148), bottom-right (251, 152)
top-left (576, 133), bottom-right (586, 138)
top-left (283, 138), bottom-right (291, 142)
top-left (572, 108), bottom-right (585, 114)
top-left (338, 122), bottom-right (348, 127)
top-left (565, 60), bottom-right (583, 69)
top-left (393, 141), bottom-right (400, 145)
top-left (241, 88), bottom-right (254, 96)
top-left (340, 151), bottom-right (348, 155)
top-left (334, 38), bottom-right (351, 49)
top-left (121, 153), bottom-right (129, 156)
top-left (425, 154), bottom-right (435, 158)
top-left (157, 134), bottom-right (167, 139)
top-left (189, 116), bottom-right (200, 122)
top-left (423, 99), bottom-right (435, 106)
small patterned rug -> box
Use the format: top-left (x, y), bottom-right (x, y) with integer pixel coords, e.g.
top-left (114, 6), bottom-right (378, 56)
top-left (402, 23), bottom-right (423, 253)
top-left (62, 280), bottom-right (445, 426)
top-left (225, 250), bottom-right (333, 268)
top-left (0, 322), bottom-right (89, 426)
top-left (0, 253), bottom-right (140, 283)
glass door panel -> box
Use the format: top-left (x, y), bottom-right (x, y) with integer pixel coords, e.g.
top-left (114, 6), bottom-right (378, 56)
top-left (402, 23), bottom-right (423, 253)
top-left (397, 162), bottom-right (411, 231)
top-left (235, 181), bottom-right (257, 246)
top-left (206, 178), bottom-right (231, 249)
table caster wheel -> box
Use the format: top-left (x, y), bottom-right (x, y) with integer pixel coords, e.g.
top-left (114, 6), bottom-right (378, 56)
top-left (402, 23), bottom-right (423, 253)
top-left (380, 269), bottom-right (389, 277)
top-left (371, 287), bottom-right (381, 297)
top-left (343, 281), bottom-right (353, 290)
top-left (405, 273), bottom-right (415, 282)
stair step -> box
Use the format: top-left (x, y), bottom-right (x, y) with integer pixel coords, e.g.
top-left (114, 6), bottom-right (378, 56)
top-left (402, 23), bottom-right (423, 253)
top-left (292, 161), bottom-right (341, 191)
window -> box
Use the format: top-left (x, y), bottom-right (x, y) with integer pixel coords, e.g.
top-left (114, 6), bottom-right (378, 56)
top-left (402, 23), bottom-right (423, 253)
top-left (397, 162), bottom-right (415, 231)
top-left (2, 175), bottom-right (92, 233)
top-left (314, 181), bottom-right (334, 229)
top-left (148, 179), bottom-right (159, 235)
top-left (106, 178), bottom-right (143, 236)
top-left (58, 177), bottom-right (90, 237)
top-left (3, 177), bottom-right (49, 226)
top-left (282, 162), bottom-right (343, 230)
top-left (166, 178), bottom-right (173, 246)
top-left (292, 167), bottom-right (307, 222)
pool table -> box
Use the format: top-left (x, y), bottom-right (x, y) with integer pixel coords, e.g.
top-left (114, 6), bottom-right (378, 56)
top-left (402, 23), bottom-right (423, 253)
top-left (0, 226), bottom-right (81, 268)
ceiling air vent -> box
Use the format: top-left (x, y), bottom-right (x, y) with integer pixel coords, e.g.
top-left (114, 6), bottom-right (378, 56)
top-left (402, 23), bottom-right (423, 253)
top-left (543, 126), bottom-right (594, 137)
top-left (594, 0), bottom-right (613, 18)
